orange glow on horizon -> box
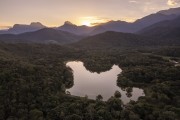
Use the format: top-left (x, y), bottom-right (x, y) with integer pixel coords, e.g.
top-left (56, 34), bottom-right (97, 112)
top-left (79, 16), bottom-right (109, 26)
top-left (0, 16), bottom-right (137, 30)
top-left (121, 17), bottom-right (137, 23)
top-left (82, 20), bottom-right (91, 26)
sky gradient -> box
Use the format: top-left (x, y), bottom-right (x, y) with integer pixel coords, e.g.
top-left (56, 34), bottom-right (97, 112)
top-left (0, 0), bottom-right (180, 29)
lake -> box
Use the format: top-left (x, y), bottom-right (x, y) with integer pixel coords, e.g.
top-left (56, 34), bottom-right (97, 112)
top-left (66, 61), bottom-right (144, 104)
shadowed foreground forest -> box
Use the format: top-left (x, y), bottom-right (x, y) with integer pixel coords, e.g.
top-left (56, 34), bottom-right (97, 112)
top-left (0, 43), bottom-right (180, 120)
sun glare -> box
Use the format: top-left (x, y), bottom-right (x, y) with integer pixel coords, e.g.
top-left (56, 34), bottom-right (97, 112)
top-left (80, 16), bottom-right (109, 26)
top-left (82, 20), bottom-right (91, 26)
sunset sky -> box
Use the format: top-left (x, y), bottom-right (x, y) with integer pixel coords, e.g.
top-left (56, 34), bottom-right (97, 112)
top-left (0, 0), bottom-right (180, 29)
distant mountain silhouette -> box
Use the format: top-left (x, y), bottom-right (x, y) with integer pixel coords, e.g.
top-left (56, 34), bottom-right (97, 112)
top-left (133, 13), bottom-right (177, 31)
top-left (137, 16), bottom-right (180, 45)
top-left (0, 22), bottom-right (46, 34)
top-left (71, 31), bottom-right (155, 49)
top-left (57, 21), bottom-right (94, 35)
top-left (138, 16), bottom-right (180, 34)
top-left (90, 21), bottom-right (134, 35)
top-left (0, 28), bottom-right (83, 44)
top-left (1, 7), bottom-right (180, 36)
top-left (158, 7), bottom-right (180, 15)
top-left (85, 7), bottom-right (180, 35)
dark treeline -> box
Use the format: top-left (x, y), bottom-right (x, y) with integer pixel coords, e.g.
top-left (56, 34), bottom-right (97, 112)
top-left (0, 43), bottom-right (180, 120)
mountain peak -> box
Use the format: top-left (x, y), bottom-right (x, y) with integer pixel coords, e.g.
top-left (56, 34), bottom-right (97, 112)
top-left (64, 21), bottom-right (75, 26)
top-left (8, 22), bottom-right (46, 34)
top-left (64, 21), bottom-right (74, 25)
top-left (30, 22), bottom-right (45, 27)
top-left (12, 22), bottom-right (45, 28)
top-left (12, 24), bottom-right (24, 27)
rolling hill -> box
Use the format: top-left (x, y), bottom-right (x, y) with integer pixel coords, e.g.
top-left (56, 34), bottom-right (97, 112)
top-left (71, 31), bottom-right (155, 49)
top-left (0, 28), bottom-right (83, 44)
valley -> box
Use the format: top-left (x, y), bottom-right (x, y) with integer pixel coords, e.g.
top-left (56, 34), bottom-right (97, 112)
top-left (0, 43), bottom-right (179, 120)
top-left (0, 5), bottom-right (180, 120)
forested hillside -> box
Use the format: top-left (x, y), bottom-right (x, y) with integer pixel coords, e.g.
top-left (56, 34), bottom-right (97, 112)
top-left (0, 43), bottom-right (180, 120)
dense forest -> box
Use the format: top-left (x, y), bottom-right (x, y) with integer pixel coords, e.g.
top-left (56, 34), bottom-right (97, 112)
top-left (0, 43), bottom-right (180, 120)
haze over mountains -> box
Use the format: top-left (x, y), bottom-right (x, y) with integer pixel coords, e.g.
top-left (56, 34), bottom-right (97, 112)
top-left (0, 28), bottom-right (82, 44)
top-left (57, 21), bottom-right (94, 35)
top-left (0, 7), bottom-right (180, 46)
top-left (0, 22), bottom-right (46, 34)
top-left (137, 15), bottom-right (180, 45)
top-left (72, 14), bottom-right (180, 49)
top-left (138, 16), bottom-right (180, 36)
top-left (1, 7), bottom-right (180, 35)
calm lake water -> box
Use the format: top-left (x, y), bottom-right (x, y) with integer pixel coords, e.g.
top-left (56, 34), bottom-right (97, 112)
top-left (66, 61), bottom-right (144, 104)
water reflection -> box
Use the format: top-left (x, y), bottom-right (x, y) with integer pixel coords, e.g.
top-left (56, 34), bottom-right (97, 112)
top-left (66, 61), bottom-right (144, 104)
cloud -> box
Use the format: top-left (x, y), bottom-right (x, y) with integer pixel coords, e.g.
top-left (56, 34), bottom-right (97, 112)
top-left (167, 0), bottom-right (180, 6)
top-left (129, 0), bottom-right (138, 3)
top-left (121, 17), bottom-right (136, 22)
top-left (0, 26), bottom-right (11, 30)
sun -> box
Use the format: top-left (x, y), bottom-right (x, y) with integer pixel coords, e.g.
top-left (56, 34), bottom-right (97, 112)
top-left (80, 16), bottom-right (109, 26)
top-left (82, 20), bottom-right (91, 26)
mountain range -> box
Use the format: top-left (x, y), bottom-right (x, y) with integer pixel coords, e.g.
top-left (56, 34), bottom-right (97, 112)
top-left (137, 16), bottom-right (180, 45)
top-left (0, 28), bottom-right (82, 44)
top-left (57, 21), bottom-right (94, 35)
top-left (0, 22), bottom-right (46, 34)
top-left (1, 7), bottom-right (180, 36)
top-left (0, 7), bottom-right (180, 46)
top-left (72, 14), bottom-right (180, 49)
